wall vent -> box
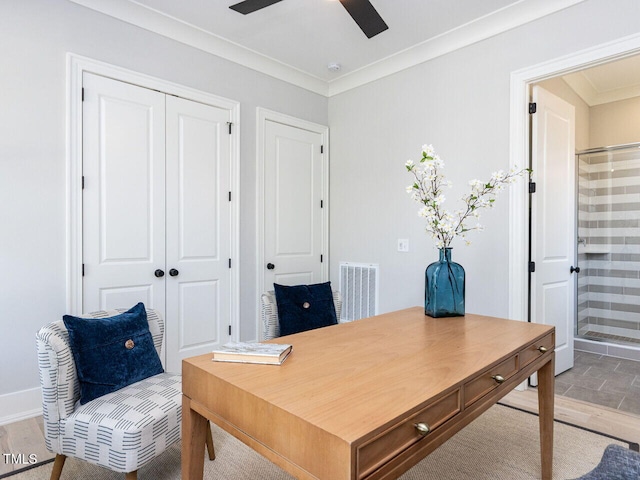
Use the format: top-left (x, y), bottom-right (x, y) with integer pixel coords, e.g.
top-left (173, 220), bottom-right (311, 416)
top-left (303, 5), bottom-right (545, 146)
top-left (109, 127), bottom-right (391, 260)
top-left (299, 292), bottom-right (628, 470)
top-left (339, 262), bottom-right (379, 321)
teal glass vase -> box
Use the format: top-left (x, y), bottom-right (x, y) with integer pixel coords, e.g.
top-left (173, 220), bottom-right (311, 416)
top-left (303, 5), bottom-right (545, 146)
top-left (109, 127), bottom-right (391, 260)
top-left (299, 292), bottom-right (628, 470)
top-left (425, 248), bottom-right (465, 317)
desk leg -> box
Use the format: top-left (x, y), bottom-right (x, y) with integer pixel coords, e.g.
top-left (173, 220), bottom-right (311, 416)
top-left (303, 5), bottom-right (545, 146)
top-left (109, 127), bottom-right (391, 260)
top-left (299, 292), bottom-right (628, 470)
top-left (182, 395), bottom-right (208, 480)
top-left (537, 354), bottom-right (555, 480)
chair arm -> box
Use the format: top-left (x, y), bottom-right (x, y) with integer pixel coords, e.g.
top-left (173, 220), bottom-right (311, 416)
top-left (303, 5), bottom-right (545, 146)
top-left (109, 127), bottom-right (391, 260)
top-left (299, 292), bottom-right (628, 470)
top-left (36, 322), bottom-right (80, 452)
top-left (332, 290), bottom-right (343, 321)
top-left (261, 292), bottom-right (280, 340)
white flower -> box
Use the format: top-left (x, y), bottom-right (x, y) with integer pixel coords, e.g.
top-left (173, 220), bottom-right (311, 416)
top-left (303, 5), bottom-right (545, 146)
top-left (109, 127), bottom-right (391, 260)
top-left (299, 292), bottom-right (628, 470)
top-left (469, 179), bottom-right (482, 188)
top-left (422, 161), bottom-right (436, 172)
top-left (491, 170), bottom-right (505, 182)
top-left (418, 206), bottom-right (430, 217)
top-left (422, 144), bottom-right (435, 157)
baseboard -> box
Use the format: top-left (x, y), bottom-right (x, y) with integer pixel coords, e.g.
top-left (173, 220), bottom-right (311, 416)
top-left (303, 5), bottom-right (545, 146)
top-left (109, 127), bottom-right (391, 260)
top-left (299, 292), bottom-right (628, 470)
top-left (0, 387), bottom-right (42, 426)
top-left (575, 338), bottom-right (640, 362)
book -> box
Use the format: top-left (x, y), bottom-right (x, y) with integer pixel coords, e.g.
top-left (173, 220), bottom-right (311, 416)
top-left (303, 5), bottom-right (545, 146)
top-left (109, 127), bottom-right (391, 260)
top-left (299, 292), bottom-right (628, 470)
top-left (212, 342), bottom-right (293, 365)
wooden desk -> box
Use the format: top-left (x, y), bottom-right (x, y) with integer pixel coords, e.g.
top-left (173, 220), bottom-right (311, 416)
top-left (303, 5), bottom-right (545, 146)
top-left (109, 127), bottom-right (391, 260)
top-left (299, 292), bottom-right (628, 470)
top-left (182, 308), bottom-right (555, 480)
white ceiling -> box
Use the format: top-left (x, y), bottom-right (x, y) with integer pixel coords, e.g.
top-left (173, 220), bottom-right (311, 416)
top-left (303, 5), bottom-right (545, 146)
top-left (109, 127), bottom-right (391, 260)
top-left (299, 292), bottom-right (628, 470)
top-left (71, 0), bottom-right (586, 96)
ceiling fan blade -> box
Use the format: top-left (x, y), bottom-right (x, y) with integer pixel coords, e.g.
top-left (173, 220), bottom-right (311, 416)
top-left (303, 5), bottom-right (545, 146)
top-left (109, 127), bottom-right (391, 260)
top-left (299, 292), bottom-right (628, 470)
top-left (338, 0), bottom-right (388, 39)
top-left (229, 0), bottom-right (283, 15)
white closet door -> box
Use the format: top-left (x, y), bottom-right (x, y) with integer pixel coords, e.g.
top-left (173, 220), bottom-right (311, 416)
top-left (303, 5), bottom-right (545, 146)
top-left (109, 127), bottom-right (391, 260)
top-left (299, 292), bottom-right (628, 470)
top-left (264, 120), bottom-right (324, 288)
top-left (165, 96), bottom-right (232, 372)
top-left (82, 73), bottom-right (166, 313)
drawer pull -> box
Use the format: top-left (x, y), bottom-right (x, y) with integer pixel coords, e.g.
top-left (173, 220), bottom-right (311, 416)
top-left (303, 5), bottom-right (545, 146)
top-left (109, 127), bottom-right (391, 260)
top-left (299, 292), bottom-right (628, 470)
top-left (538, 346), bottom-right (548, 353)
top-left (414, 422), bottom-right (431, 436)
top-left (491, 374), bottom-right (505, 384)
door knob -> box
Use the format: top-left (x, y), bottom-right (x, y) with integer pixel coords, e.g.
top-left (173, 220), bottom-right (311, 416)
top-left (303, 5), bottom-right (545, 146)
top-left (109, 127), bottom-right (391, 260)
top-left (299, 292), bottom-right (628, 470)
top-left (266, 263), bottom-right (275, 270)
top-left (570, 266), bottom-right (581, 274)
top-left (169, 268), bottom-right (179, 277)
top-left (154, 269), bottom-right (165, 278)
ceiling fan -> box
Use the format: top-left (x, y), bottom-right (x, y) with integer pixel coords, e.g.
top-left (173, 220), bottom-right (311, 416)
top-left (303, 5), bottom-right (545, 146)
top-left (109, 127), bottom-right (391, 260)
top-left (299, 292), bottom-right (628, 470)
top-left (229, 0), bottom-right (388, 39)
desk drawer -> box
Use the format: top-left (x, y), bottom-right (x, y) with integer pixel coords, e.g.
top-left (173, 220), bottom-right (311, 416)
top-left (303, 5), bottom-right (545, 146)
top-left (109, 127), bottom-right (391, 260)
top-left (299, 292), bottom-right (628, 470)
top-left (464, 355), bottom-right (518, 407)
top-left (520, 332), bottom-right (554, 369)
top-left (357, 389), bottom-right (460, 479)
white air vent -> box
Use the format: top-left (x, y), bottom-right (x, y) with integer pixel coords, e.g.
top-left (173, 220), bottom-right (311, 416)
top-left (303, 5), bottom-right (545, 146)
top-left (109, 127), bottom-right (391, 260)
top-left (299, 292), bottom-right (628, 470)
top-left (339, 262), bottom-right (379, 321)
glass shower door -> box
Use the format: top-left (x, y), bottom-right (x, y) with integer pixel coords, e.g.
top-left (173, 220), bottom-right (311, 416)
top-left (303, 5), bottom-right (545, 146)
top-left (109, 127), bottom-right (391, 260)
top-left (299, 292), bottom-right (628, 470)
top-left (576, 144), bottom-right (640, 346)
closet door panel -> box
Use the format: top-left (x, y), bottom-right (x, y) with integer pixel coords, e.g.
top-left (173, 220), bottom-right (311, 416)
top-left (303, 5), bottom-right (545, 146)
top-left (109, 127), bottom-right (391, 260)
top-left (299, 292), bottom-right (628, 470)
top-left (165, 96), bottom-right (231, 372)
top-left (179, 280), bottom-right (219, 348)
top-left (82, 73), bottom-right (166, 313)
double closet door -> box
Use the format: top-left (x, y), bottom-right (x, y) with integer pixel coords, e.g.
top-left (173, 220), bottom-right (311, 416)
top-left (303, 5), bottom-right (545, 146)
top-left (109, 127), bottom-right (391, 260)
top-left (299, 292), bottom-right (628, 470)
top-left (82, 73), bottom-right (232, 372)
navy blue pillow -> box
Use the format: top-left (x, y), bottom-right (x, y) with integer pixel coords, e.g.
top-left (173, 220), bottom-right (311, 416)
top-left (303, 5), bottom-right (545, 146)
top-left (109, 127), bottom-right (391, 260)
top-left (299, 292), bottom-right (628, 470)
top-left (63, 302), bottom-right (164, 404)
top-left (274, 282), bottom-right (338, 336)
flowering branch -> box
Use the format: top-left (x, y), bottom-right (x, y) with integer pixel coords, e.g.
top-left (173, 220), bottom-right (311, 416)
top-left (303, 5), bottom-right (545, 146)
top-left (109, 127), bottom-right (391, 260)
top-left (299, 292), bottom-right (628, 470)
top-left (405, 144), bottom-right (530, 249)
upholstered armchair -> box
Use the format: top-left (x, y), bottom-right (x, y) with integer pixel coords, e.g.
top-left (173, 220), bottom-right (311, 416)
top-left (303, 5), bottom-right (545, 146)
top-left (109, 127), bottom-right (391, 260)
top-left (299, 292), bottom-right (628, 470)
top-left (261, 289), bottom-right (343, 340)
top-left (36, 307), bottom-right (214, 480)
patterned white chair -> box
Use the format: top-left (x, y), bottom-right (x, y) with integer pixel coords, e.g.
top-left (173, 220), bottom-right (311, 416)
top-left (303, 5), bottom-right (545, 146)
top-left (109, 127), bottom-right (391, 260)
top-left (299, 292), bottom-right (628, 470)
top-left (36, 307), bottom-right (214, 480)
top-left (261, 290), bottom-right (343, 340)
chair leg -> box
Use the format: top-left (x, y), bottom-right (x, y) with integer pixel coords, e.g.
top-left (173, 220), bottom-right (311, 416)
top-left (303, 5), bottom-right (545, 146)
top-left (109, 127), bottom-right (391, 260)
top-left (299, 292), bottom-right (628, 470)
top-left (125, 471), bottom-right (137, 480)
top-left (49, 454), bottom-right (66, 480)
top-left (205, 420), bottom-right (215, 460)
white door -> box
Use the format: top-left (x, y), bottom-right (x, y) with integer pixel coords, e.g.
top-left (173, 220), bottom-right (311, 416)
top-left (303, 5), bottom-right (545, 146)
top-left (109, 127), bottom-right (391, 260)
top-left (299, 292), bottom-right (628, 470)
top-left (82, 72), bottom-right (167, 313)
top-left (165, 95), bottom-right (232, 371)
top-left (263, 120), bottom-right (325, 289)
top-left (83, 73), bottom-right (232, 372)
top-left (531, 85), bottom-right (576, 378)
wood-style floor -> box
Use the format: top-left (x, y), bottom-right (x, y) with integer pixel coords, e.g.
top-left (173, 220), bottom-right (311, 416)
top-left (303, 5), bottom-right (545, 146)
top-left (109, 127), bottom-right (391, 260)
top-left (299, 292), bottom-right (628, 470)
top-left (501, 388), bottom-right (640, 445)
top-left (0, 415), bottom-right (54, 476)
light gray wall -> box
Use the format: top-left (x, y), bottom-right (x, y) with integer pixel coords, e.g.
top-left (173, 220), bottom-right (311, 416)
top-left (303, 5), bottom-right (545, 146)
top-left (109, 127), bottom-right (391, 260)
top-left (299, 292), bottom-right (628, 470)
top-left (0, 0), bottom-right (327, 400)
top-left (328, 0), bottom-right (640, 318)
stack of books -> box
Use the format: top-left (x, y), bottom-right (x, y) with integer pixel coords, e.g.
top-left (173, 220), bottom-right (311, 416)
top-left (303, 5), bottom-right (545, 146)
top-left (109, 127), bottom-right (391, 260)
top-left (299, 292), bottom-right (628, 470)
top-left (212, 342), bottom-right (292, 365)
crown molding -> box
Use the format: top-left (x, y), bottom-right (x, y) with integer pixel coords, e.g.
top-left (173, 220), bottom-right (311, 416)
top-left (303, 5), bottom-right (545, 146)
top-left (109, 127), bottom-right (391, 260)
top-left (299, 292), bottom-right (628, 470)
top-left (69, 0), bottom-right (585, 98)
top-left (327, 0), bottom-right (586, 96)
top-left (68, 0), bottom-right (329, 96)
top-left (563, 71), bottom-right (640, 106)
top-left (562, 72), bottom-right (599, 105)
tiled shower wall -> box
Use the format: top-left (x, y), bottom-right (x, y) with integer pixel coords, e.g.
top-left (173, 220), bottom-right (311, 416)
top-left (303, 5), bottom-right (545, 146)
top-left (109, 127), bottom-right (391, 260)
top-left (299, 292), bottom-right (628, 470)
top-left (577, 147), bottom-right (640, 342)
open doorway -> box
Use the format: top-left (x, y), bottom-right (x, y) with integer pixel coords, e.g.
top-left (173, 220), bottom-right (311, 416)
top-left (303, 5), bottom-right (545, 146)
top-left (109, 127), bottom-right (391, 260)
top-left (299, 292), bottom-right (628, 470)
top-left (514, 46), bottom-right (640, 416)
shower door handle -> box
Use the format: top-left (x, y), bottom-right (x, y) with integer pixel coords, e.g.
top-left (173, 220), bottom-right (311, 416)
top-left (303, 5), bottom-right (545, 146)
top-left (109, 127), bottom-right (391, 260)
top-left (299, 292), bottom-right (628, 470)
top-left (570, 266), bottom-right (580, 274)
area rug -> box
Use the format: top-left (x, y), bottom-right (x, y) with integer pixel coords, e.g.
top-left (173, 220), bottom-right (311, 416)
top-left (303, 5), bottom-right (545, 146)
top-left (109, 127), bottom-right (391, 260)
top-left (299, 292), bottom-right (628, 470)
top-left (5, 404), bottom-right (632, 480)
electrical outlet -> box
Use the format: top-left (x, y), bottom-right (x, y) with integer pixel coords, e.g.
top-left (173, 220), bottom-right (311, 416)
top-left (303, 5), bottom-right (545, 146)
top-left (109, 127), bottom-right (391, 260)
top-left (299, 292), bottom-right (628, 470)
top-left (397, 239), bottom-right (409, 252)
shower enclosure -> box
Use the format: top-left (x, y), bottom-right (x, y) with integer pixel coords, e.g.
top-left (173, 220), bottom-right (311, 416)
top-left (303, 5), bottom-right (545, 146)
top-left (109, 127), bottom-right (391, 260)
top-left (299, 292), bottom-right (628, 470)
top-left (576, 143), bottom-right (640, 358)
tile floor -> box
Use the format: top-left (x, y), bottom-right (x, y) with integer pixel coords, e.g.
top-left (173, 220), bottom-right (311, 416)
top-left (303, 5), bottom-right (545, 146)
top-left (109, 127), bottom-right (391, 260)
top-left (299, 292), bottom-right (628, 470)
top-left (555, 350), bottom-right (640, 416)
